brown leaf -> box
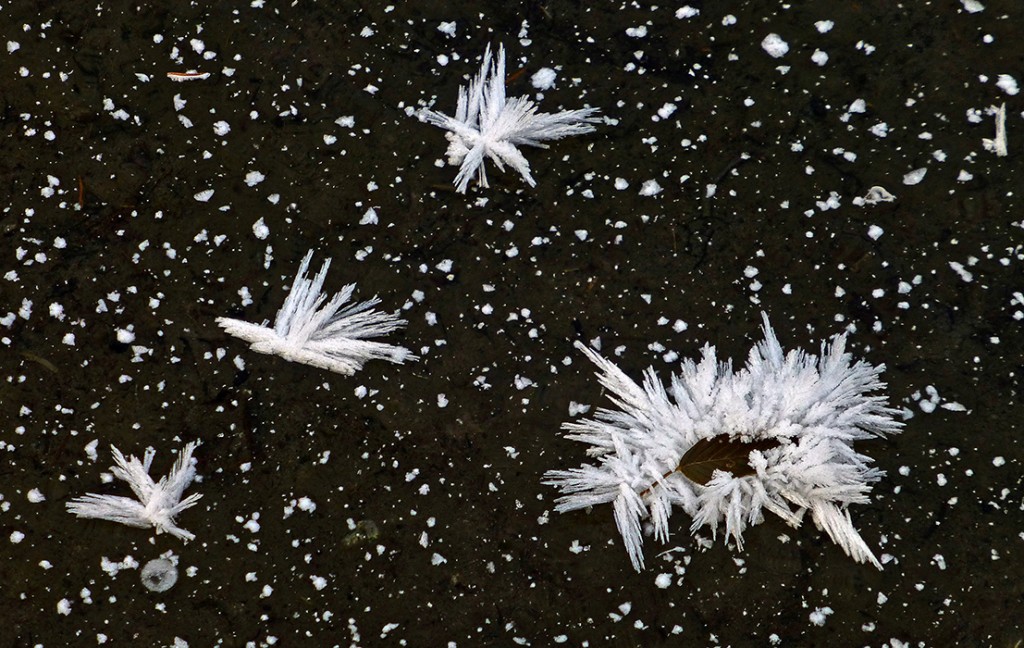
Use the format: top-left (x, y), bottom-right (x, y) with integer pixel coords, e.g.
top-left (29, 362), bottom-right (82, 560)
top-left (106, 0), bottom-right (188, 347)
top-left (676, 436), bottom-right (781, 486)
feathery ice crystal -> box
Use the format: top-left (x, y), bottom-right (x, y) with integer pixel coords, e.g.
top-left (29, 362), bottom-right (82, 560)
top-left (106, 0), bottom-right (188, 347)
top-left (216, 250), bottom-right (415, 375)
top-left (67, 442), bottom-right (202, 541)
top-left (419, 43), bottom-right (600, 193)
top-left (544, 314), bottom-right (902, 571)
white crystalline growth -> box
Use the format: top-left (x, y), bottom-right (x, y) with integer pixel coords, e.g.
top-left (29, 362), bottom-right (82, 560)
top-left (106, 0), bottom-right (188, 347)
top-left (544, 314), bottom-right (902, 572)
top-left (216, 250), bottom-right (415, 375)
top-left (419, 44), bottom-right (600, 193)
top-left (66, 442), bottom-right (202, 540)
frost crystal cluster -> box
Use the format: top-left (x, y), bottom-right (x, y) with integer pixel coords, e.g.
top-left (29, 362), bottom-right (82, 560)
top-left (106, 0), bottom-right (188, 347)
top-left (66, 442), bottom-right (202, 541)
top-left (545, 315), bottom-right (902, 571)
top-left (217, 250), bottom-right (415, 375)
top-left (420, 43), bottom-right (600, 193)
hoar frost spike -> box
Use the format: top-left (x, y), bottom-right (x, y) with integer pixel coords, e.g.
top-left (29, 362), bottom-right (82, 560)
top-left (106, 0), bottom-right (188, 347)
top-left (419, 43), bottom-right (600, 193)
top-left (544, 314), bottom-right (902, 571)
top-left (66, 442), bottom-right (202, 541)
top-left (216, 250), bottom-right (415, 375)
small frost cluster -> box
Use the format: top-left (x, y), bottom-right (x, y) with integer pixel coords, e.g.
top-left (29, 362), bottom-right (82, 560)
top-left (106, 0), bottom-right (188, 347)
top-left (66, 442), bottom-right (202, 540)
top-left (217, 250), bottom-right (415, 375)
top-left (420, 44), bottom-right (600, 193)
top-left (545, 314), bottom-right (901, 571)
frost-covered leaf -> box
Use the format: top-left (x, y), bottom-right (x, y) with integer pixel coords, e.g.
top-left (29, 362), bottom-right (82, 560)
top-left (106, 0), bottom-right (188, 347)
top-left (675, 436), bottom-right (781, 485)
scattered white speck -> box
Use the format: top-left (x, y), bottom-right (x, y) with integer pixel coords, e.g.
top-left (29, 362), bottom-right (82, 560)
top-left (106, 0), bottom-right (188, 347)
top-left (27, 489), bottom-right (45, 503)
top-left (437, 393), bottom-right (448, 408)
top-left (437, 21), bottom-right (457, 37)
top-left (995, 74), bottom-right (1019, 95)
top-left (531, 68), bottom-right (557, 90)
top-left (359, 208), bottom-right (378, 225)
top-left (675, 6), bottom-right (699, 19)
top-left (57, 598), bottom-right (72, 615)
top-left (625, 25), bottom-right (648, 38)
top-left (761, 33), bottom-right (789, 58)
top-left (867, 225), bottom-right (884, 240)
top-left (244, 170), bottom-right (265, 187)
top-left (654, 573), bottom-right (672, 588)
top-left (992, 456), bottom-right (1005, 467)
top-left (252, 218), bottom-right (269, 240)
top-left (815, 20), bottom-right (834, 33)
top-left (639, 179), bottom-right (662, 196)
top-left (809, 607), bottom-right (833, 626)
top-left (431, 553), bottom-right (447, 566)
top-left (194, 189), bottom-right (215, 202)
top-left (116, 328), bottom-right (135, 344)
top-left (961, 0), bottom-right (985, 11)
top-left (902, 168), bottom-right (927, 185)
top-left (212, 121), bottom-right (230, 136)
top-left (7, 41), bottom-right (20, 53)
top-left (811, 50), bottom-right (829, 66)
top-left (10, 530), bottom-right (25, 543)
top-left (614, 177), bottom-right (629, 190)
top-left (948, 261), bottom-right (973, 283)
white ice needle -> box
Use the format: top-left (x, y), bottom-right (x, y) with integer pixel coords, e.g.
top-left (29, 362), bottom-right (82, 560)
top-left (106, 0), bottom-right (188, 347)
top-left (216, 250), bottom-right (415, 376)
top-left (66, 442), bottom-right (202, 541)
top-left (420, 43), bottom-right (601, 193)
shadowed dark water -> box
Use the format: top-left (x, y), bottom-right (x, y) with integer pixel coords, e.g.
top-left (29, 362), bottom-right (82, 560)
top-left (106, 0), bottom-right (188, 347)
top-left (2, 1), bottom-right (1021, 646)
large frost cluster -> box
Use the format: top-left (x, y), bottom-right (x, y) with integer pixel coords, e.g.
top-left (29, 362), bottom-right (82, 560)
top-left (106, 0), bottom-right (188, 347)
top-left (545, 314), bottom-right (902, 571)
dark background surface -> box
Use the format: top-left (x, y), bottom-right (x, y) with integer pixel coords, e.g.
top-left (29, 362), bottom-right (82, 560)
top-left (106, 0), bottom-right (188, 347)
top-left (1, 1), bottom-right (1021, 646)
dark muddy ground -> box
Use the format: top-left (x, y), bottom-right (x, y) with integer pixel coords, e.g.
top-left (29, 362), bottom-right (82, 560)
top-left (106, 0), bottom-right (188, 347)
top-left (1, 1), bottom-right (1021, 646)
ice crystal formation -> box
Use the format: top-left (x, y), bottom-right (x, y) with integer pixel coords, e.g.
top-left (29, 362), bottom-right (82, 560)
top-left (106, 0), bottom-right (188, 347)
top-left (545, 314), bottom-right (902, 571)
top-left (419, 43), bottom-right (600, 193)
top-left (216, 250), bottom-right (415, 375)
top-left (66, 442), bottom-right (202, 541)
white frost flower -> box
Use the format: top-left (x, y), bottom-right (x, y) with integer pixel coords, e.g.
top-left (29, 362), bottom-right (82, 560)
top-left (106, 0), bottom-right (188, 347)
top-left (544, 314), bottom-right (902, 571)
top-left (66, 442), bottom-right (202, 541)
top-left (216, 250), bottom-right (415, 375)
top-left (419, 43), bottom-right (600, 193)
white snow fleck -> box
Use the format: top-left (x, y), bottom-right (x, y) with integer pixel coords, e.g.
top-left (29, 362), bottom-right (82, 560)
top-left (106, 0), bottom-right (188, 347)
top-left (815, 20), bottom-right (834, 33)
top-left (244, 170), bottom-right (265, 187)
top-left (902, 168), bottom-right (927, 185)
top-left (992, 456), bottom-right (1005, 467)
top-left (10, 530), bottom-right (25, 543)
top-left (252, 218), bottom-right (269, 240)
top-left (437, 393), bottom-right (448, 408)
top-left (212, 120), bottom-right (230, 136)
top-left (867, 225), bottom-right (884, 240)
top-left (27, 489), bottom-right (45, 503)
top-left (194, 189), bottom-right (214, 202)
top-left (614, 177), bottom-right (629, 190)
top-left (761, 33), bottom-right (789, 58)
top-left (115, 328), bottom-right (135, 344)
top-left (57, 598), bottom-right (72, 615)
top-left (961, 0), bottom-right (985, 11)
top-left (654, 573), bottom-right (672, 588)
top-left (359, 208), bottom-right (378, 225)
top-left (809, 607), bottom-right (833, 626)
top-left (7, 41), bottom-right (20, 53)
top-left (531, 68), bottom-right (557, 90)
top-left (437, 21), bottom-right (457, 37)
top-left (675, 6), bottom-right (699, 19)
top-left (811, 50), bottom-right (829, 66)
top-left (431, 553), bottom-right (447, 565)
top-left (638, 179), bottom-right (662, 196)
top-left (625, 25), bottom-right (648, 38)
top-left (948, 261), bottom-right (973, 282)
top-left (995, 74), bottom-right (1019, 95)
